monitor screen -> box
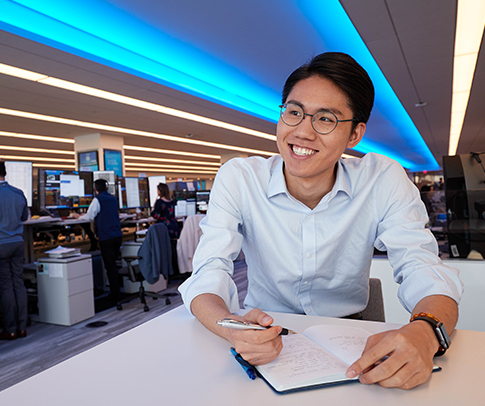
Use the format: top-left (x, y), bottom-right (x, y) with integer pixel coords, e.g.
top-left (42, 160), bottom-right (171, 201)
top-left (78, 150), bottom-right (99, 172)
top-left (148, 175), bottom-right (167, 207)
top-left (4, 161), bottom-right (33, 207)
top-left (42, 170), bottom-right (93, 209)
top-left (196, 190), bottom-right (210, 213)
top-left (118, 177), bottom-right (149, 209)
top-left (104, 149), bottom-right (123, 177)
top-left (93, 170), bottom-right (117, 195)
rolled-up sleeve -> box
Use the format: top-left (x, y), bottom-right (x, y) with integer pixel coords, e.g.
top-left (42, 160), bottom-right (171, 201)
top-left (178, 161), bottom-right (244, 314)
top-left (374, 162), bottom-right (463, 312)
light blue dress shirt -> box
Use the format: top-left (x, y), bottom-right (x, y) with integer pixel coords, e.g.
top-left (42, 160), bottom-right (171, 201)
top-left (179, 153), bottom-right (463, 317)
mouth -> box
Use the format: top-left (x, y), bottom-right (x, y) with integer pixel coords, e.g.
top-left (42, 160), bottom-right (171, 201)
top-left (290, 144), bottom-right (318, 157)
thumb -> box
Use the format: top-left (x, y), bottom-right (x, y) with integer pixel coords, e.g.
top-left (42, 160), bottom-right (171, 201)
top-left (244, 308), bottom-right (274, 327)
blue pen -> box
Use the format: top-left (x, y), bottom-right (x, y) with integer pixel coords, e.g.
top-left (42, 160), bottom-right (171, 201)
top-left (230, 347), bottom-right (256, 380)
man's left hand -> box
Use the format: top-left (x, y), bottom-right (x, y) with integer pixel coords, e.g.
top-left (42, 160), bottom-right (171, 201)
top-left (346, 321), bottom-right (439, 389)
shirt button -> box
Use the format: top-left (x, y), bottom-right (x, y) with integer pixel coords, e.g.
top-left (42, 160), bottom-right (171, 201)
top-left (303, 281), bottom-right (308, 285)
top-left (307, 253), bottom-right (312, 258)
top-left (307, 308), bottom-right (312, 313)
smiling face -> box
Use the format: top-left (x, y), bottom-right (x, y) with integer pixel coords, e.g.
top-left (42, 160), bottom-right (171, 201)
top-left (276, 75), bottom-right (366, 204)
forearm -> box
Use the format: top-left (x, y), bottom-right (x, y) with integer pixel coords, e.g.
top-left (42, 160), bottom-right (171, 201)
top-left (190, 293), bottom-right (282, 365)
top-left (411, 294), bottom-right (458, 335)
top-left (190, 293), bottom-right (238, 343)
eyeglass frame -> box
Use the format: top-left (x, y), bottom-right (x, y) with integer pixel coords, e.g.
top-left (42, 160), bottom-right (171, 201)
top-left (279, 102), bottom-right (358, 135)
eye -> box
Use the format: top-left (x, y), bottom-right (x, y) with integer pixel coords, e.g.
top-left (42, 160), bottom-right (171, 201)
top-left (285, 104), bottom-right (302, 117)
top-left (316, 111), bottom-right (336, 123)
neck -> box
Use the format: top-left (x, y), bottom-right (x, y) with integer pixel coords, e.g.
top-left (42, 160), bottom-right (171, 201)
top-left (0, 176), bottom-right (5, 181)
top-left (284, 164), bottom-right (337, 210)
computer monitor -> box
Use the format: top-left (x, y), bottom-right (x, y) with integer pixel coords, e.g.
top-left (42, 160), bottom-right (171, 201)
top-left (174, 199), bottom-right (196, 217)
top-left (172, 190), bottom-right (197, 217)
top-left (4, 161), bottom-right (33, 207)
top-left (93, 170), bottom-right (117, 195)
top-left (148, 175), bottom-right (167, 207)
top-left (196, 190), bottom-right (211, 213)
top-left (78, 150), bottom-right (99, 172)
top-left (103, 149), bottom-right (123, 177)
top-left (118, 177), bottom-right (149, 209)
top-left (40, 169), bottom-right (93, 210)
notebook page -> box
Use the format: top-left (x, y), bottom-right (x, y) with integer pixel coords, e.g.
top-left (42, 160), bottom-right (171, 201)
top-left (256, 333), bottom-right (349, 390)
top-left (303, 324), bottom-right (372, 366)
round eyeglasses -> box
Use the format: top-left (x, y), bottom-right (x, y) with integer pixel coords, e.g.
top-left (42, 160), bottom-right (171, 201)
top-left (279, 102), bottom-right (357, 135)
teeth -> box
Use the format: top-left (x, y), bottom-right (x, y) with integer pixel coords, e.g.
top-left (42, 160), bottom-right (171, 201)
top-left (292, 145), bottom-right (316, 156)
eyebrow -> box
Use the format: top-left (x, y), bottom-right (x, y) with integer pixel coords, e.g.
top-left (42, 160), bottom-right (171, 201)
top-left (286, 99), bottom-right (344, 117)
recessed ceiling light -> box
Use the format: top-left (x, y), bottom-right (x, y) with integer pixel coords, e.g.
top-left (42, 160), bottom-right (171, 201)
top-left (0, 63), bottom-right (276, 141)
top-left (0, 107), bottom-right (277, 157)
top-left (449, 0), bottom-right (485, 155)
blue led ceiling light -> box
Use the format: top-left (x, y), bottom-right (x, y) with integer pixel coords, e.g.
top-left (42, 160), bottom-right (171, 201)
top-left (0, 0), bottom-right (439, 171)
top-left (0, 0), bottom-right (280, 121)
top-left (299, 0), bottom-right (439, 171)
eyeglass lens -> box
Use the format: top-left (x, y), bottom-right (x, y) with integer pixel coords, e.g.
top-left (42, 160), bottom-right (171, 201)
top-left (280, 103), bottom-right (338, 134)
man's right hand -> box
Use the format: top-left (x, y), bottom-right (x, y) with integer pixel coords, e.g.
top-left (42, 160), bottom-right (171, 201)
top-left (190, 294), bottom-right (283, 365)
top-left (225, 308), bottom-right (283, 365)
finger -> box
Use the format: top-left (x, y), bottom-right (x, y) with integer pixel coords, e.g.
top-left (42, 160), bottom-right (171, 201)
top-left (234, 325), bottom-right (282, 345)
top-left (237, 336), bottom-right (284, 365)
top-left (358, 354), bottom-right (405, 385)
top-left (243, 308), bottom-right (274, 327)
top-left (371, 363), bottom-right (428, 390)
top-left (346, 334), bottom-right (394, 378)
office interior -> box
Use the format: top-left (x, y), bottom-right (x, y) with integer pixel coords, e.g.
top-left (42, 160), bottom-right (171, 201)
top-left (0, 0), bottom-right (485, 388)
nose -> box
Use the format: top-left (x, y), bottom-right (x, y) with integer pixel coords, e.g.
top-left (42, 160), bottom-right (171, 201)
top-left (293, 113), bottom-right (317, 140)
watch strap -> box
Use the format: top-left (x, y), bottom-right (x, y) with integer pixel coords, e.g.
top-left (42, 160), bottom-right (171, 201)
top-left (410, 312), bottom-right (450, 357)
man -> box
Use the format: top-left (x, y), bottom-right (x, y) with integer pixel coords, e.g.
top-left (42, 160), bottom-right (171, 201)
top-left (73, 179), bottom-right (122, 300)
top-left (0, 161), bottom-right (29, 340)
top-left (179, 52), bottom-right (463, 390)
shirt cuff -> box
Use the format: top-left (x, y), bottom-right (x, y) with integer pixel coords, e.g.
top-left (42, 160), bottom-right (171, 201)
top-left (178, 269), bottom-right (240, 315)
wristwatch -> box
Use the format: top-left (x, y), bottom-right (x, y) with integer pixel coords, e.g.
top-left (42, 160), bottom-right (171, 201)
top-left (410, 312), bottom-right (451, 357)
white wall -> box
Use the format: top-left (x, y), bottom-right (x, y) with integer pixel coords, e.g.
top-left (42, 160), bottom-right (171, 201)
top-left (370, 258), bottom-right (485, 332)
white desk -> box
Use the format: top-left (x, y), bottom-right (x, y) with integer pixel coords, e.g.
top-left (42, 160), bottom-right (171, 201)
top-left (0, 306), bottom-right (483, 405)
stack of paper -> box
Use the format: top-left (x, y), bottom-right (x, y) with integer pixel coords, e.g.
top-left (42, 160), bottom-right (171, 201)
top-left (45, 246), bottom-right (81, 258)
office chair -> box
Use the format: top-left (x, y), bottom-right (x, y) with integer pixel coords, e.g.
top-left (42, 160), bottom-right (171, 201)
top-left (117, 223), bottom-right (175, 312)
top-left (361, 278), bottom-right (385, 322)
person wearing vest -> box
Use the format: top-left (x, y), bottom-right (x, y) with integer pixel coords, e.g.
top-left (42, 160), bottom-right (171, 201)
top-left (74, 179), bottom-right (122, 300)
top-left (0, 161), bottom-right (29, 340)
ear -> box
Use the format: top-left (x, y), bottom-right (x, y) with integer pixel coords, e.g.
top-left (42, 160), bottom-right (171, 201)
top-left (347, 122), bottom-right (366, 149)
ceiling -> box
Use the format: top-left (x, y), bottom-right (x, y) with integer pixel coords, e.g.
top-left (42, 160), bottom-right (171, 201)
top-left (0, 0), bottom-right (484, 180)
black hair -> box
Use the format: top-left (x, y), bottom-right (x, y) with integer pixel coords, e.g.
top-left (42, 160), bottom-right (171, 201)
top-left (157, 183), bottom-right (171, 200)
top-left (0, 161), bottom-right (5, 177)
top-left (282, 52), bottom-right (375, 129)
top-left (94, 178), bottom-right (108, 193)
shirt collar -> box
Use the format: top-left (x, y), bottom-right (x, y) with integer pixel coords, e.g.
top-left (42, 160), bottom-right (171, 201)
top-left (333, 158), bottom-right (353, 198)
top-left (267, 156), bottom-right (288, 198)
top-left (267, 156), bottom-right (353, 201)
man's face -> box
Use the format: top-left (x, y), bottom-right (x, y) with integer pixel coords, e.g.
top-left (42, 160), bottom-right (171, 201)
top-left (276, 75), bottom-right (365, 188)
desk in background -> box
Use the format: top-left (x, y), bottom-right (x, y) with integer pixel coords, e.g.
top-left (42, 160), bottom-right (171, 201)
top-left (23, 214), bottom-right (140, 263)
top-left (0, 306), bottom-right (482, 405)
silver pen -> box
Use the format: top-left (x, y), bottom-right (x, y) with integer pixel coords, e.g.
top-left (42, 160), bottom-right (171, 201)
top-left (216, 318), bottom-right (297, 335)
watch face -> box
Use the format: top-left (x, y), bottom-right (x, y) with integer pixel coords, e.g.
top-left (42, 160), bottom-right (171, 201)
top-left (436, 322), bottom-right (451, 349)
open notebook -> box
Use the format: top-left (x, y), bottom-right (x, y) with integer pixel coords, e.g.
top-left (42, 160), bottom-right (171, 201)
top-left (254, 324), bottom-right (441, 394)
